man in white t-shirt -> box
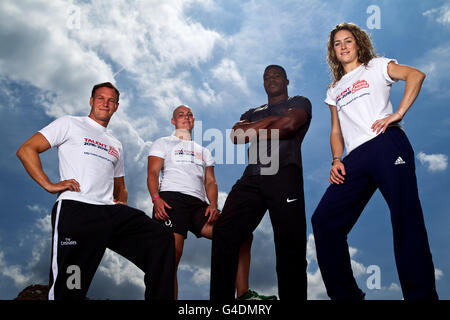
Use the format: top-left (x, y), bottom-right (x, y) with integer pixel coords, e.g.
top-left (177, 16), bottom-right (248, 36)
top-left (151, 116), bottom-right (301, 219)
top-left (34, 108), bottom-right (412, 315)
top-left (17, 82), bottom-right (175, 300)
top-left (148, 105), bottom-right (273, 300)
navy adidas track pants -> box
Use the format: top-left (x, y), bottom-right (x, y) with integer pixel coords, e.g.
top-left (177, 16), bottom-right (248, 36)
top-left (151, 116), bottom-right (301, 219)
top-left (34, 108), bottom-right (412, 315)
top-left (49, 200), bottom-right (175, 300)
top-left (312, 127), bottom-right (438, 300)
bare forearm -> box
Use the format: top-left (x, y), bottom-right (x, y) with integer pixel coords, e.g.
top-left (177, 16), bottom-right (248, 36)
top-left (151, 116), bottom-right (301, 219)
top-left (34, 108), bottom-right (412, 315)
top-left (119, 189), bottom-right (128, 203)
top-left (260, 107), bottom-right (308, 140)
top-left (205, 181), bottom-right (218, 208)
top-left (147, 172), bottom-right (160, 199)
top-left (17, 133), bottom-right (80, 194)
top-left (387, 63), bottom-right (426, 118)
top-left (233, 116), bottom-right (279, 132)
top-left (17, 146), bottom-right (53, 191)
top-left (112, 176), bottom-right (128, 204)
top-left (397, 70), bottom-right (425, 117)
top-left (265, 111), bottom-right (308, 139)
top-left (231, 116), bottom-right (280, 144)
top-left (330, 131), bottom-right (345, 159)
top-left (114, 187), bottom-right (128, 204)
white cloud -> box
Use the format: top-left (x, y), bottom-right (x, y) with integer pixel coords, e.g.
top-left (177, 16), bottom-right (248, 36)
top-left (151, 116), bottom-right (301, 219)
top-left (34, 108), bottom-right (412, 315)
top-left (417, 5), bottom-right (450, 96)
top-left (416, 6), bottom-right (450, 97)
top-left (0, 208), bottom-right (52, 290)
top-left (0, 0), bottom-right (115, 118)
top-left (0, 0), bottom-right (224, 141)
top-left (349, 247), bottom-right (366, 278)
top-left (217, 191), bottom-right (228, 210)
top-left (306, 234), bottom-right (328, 300)
top-left (388, 282), bottom-right (401, 291)
top-left (417, 152), bottom-right (448, 172)
top-left (212, 59), bottom-right (249, 94)
top-left (135, 191), bottom-right (154, 217)
top-left (306, 234), bottom-right (367, 300)
top-left (35, 215), bottom-right (52, 235)
top-left (423, 4), bottom-right (450, 26)
top-left (435, 268), bottom-right (444, 281)
top-left (0, 79), bottom-right (21, 110)
top-left (71, 0), bottom-right (224, 119)
top-left (179, 264), bottom-right (210, 286)
top-left (26, 204), bottom-right (49, 215)
top-left (97, 249), bottom-right (145, 289)
top-left (417, 45), bottom-right (450, 96)
top-left (0, 251), bottom-right (32, 287)
top-left (307, 266), bottom-right (328, 300)
top-left (223, 1), bottom-right (338, 88)
top-left (254, 212), bottom-right (273, 236)
top-left (305, 234), bottom-right (405, 300)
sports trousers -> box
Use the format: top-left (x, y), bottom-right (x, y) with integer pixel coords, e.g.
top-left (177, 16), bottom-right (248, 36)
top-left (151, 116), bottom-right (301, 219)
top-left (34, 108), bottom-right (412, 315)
top-left (312, 127), bottom-right (438, 300)
top-left (48, 200), bottom-right (175, 300)
top-left (210, 165), bottom-right (307, 300)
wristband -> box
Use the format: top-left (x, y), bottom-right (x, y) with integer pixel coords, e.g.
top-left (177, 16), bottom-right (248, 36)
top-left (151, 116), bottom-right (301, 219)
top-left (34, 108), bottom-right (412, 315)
top-left (152, 195), bottom-right (161, 202)
top-left (331, 157), bottom-right (342, 166)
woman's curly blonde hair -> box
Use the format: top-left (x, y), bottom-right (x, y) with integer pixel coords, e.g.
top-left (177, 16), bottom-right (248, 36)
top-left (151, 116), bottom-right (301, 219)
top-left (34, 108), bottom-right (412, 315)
top-left (327, 22), bottom-right (377, 87)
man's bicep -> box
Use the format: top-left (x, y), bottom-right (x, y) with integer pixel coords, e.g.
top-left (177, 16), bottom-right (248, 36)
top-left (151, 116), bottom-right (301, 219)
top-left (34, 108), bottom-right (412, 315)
top-left (22, 132), bottom-right (52, 154)
top-left (290, 97), bottom-right (312, 118)
top-left (148, 156), bottom-right (164, 174)
top-left (282, 107), bottom-right (309, 130)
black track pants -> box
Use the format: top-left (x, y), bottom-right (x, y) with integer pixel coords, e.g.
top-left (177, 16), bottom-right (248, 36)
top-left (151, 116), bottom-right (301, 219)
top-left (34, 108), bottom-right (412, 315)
top-left (210, 165), bottom-right (307, 300)
top-left (48, 200), bottom-right (175, 300)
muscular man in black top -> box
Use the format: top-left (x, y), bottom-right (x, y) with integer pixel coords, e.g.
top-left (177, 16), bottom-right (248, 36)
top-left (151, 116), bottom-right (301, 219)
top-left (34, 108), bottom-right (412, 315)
top-left (210, 65), bottom-right (312, 300)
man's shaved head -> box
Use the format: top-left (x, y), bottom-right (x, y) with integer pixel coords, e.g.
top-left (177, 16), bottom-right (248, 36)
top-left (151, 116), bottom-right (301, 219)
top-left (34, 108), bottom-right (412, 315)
top-left (171, 105), bottom-right (195, 133)
top-left (172, 105), bottom-right (193, 119)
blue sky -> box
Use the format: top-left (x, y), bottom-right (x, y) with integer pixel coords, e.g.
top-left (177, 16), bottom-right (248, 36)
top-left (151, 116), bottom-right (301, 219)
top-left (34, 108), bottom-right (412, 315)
top-left (0, 0), bottom-right (449, 300)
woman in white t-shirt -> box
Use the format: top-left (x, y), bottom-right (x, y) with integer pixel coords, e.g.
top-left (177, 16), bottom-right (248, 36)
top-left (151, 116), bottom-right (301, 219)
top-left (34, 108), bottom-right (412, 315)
top-left (311, 22), bottom-right (438, 300)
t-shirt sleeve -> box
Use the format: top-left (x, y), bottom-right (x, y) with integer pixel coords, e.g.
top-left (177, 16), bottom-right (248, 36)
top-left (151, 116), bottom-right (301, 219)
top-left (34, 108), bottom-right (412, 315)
top-left (203, 147), bottom-right (215, 167)
top-left (374, 57), bottom-right (398, 85)
top-left (289, 96), bottom-right (312, 119)
top-left (324, 87), bottom-right (336, 107)
top-left (239, 108), bottom-right (254, 122)
top-left (38, 116), bottom-right (71, 148)
top-left (114, 143), bottom-right (125, 178)
top-left (148, 138), bottom-right (167, 159)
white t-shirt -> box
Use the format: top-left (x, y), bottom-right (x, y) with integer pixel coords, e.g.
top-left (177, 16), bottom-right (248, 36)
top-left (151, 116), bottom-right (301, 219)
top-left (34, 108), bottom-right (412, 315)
top-left (148, 135), bottom-right (214, 202)
top-left (325, 57), bottom-right (399, 155)
top-left (39, 116), bottom-right (125, 205)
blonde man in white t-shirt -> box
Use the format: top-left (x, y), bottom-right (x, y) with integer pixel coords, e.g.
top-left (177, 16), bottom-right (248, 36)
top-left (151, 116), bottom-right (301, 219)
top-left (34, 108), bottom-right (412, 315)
top-left (311, 23), bottom-right (438, 300)
top-left (17, 82), bottom-right (175, 300)
top-left (147, 105), bottom-right (275, 300)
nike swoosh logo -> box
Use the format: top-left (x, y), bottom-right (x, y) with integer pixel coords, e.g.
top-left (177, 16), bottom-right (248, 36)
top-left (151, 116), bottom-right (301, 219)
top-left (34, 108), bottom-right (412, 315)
top-left (286, 198), bottom-right (298, 203)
